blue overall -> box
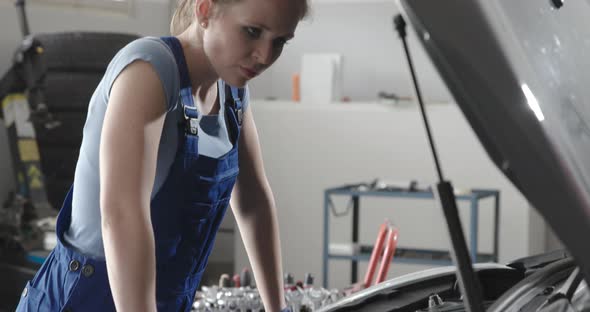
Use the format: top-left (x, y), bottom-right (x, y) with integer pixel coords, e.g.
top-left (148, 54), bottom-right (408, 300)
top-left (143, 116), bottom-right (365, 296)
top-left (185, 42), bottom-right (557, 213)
top-left (16, 36), bottom-right (245, 312)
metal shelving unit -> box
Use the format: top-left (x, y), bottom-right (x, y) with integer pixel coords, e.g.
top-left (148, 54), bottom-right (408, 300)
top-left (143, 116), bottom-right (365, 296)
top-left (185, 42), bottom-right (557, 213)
top-left (322, 183), bottom-right (500, 288)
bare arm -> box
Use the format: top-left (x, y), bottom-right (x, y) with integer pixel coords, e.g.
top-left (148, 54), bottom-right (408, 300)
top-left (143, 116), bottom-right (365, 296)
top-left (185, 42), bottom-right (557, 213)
top-left (230, 107), bottom-right (287, 312)
top-left (100, 61), bottom-right (167, 311)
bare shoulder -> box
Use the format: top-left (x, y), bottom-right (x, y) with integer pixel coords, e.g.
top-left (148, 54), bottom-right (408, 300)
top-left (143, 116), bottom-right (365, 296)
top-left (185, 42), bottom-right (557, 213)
top-left (110, 60), bottom-right (168, 118)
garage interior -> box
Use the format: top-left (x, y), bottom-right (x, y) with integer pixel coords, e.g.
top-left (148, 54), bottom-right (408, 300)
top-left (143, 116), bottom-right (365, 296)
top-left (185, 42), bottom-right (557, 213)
top-left (0, 0), bottom-right (578, 311)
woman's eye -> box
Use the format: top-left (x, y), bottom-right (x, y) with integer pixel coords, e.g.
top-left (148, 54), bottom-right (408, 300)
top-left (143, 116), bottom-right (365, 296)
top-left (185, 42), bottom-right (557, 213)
top-left (273, 38), bottom-right (290, 49)
top-left (244, 27), bottom-right (262, 39)
top-left (273, 38), bottom-right (289, 49)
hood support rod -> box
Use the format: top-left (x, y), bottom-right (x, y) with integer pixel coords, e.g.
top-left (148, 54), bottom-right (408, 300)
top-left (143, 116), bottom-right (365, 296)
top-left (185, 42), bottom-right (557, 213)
top-left (394, 14), bottom-right (485, 312)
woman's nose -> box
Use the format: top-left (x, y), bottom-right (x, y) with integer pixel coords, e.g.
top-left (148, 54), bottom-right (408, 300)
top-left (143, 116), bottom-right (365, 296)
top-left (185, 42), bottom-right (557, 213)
top-left (253, 41), bottom-right (274, 65)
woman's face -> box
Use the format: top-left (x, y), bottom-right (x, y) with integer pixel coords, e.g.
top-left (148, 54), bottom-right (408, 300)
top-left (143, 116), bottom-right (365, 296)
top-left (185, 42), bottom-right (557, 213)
top-left (201, 0), bottom-right (303, 87)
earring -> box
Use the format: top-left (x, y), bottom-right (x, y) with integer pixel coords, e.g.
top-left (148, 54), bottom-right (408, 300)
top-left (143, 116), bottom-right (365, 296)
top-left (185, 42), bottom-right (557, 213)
top-left (200, 21), bottom-right (208, 28)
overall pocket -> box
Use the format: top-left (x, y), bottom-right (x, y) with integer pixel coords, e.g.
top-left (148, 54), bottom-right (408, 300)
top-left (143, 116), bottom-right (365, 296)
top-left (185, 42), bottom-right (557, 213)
top-left (188, 167), bottom-right (239, 204)
top-left (15, 281), bottom-right (49, 312)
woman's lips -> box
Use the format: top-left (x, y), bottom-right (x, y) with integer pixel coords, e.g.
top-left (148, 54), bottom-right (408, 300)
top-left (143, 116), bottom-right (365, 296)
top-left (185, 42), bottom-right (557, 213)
top-left (240, 66), bottom-right (258, 79)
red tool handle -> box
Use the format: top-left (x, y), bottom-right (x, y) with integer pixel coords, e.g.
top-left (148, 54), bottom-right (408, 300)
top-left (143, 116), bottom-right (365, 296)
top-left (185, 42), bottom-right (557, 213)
top-left (376, 226), bottom-right (399, 284)
top-left (363, 222), bottom-right (389, 288)
top-left (233, 274), bottom-right (241, 287)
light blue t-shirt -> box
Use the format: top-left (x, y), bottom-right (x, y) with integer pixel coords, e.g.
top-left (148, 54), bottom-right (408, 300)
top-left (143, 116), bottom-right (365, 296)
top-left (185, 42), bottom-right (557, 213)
top-left (64, 37), bottom-right (249, 258)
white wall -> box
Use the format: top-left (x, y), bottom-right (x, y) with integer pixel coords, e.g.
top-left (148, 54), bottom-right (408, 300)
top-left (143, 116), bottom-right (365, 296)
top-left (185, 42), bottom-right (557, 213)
top-left (248, 1), bottom-right (452, 102)
top-left (235, 100), bottom-right (532, 289)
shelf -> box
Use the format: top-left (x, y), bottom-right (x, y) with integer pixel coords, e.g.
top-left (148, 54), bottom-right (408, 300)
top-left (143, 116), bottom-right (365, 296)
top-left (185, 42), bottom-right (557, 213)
top-left (322, 181), bottom-right (500, 288)
top-left (326, 185), bottom-right (499, 201)
top-left (328, 247), bottom-right (495, 267)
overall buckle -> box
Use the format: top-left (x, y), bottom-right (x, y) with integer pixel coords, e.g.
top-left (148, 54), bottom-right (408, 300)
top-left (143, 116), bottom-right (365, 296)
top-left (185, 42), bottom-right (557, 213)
top-left (236, 108), bottom-right (243, 125)
top-left (233, 99), bottom-right (244, 125)
top-left (184, 106), bottom-right (199, 135)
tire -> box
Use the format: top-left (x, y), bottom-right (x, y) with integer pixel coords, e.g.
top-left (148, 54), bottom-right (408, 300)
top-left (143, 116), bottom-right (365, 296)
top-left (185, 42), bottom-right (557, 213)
top-left (43, 71), bottom-right (104, 112)
top-left (6, 32), bottom-right (139, 212)
top-left (34, 112), bottom-right (86, 148)
top-left (45, 177), bottom-right (72, 211)
top-left (39, 146), bottom-right (79, 180)
top-left (34, 32), bottom-right (140, 71)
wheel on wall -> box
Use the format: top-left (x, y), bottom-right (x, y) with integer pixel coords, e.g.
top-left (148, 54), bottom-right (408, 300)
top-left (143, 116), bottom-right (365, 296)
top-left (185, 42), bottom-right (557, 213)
top-left (43, 71), bottom-right (104, 112)
top-left (34, 32), bottom-right (140, 71)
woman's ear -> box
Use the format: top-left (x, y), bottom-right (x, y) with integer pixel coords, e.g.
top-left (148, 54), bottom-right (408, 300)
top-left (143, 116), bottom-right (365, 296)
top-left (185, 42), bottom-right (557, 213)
top-left (195, 0), bottom-right (213, 27)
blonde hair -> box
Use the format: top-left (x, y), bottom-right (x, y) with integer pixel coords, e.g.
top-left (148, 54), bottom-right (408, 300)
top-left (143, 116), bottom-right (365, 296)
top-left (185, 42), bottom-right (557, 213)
top-left (170, 0), bottom-right (310, 36)
top-left (170, 0), bottom-right (195, 36)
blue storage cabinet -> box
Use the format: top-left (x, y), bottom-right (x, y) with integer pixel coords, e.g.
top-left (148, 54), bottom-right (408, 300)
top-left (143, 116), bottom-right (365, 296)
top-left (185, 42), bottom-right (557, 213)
top-left (322, 183), bottom-right (500, 288)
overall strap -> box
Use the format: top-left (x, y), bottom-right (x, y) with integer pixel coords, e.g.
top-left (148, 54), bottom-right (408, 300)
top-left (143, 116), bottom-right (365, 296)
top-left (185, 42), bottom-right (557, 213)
top-left (160, 36), bottom-right (200, 136)
top-left (225, 84), bottom-right (245, 126)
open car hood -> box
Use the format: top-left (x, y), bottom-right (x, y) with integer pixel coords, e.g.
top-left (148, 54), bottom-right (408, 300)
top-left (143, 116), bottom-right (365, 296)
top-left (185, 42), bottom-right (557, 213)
top-left (397, 0), bottom-right (590, 279)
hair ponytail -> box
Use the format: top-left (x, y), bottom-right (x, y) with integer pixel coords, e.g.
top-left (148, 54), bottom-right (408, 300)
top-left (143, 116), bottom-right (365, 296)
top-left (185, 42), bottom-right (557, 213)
top-left (170, 0), bottom-right (195, 35)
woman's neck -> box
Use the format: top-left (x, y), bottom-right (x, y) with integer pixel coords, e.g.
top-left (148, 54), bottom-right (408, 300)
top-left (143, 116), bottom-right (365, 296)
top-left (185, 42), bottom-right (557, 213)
top-left (177, 25), bottom-right (219, 98)
top-left (195, 81), bottom-right (219, 115)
